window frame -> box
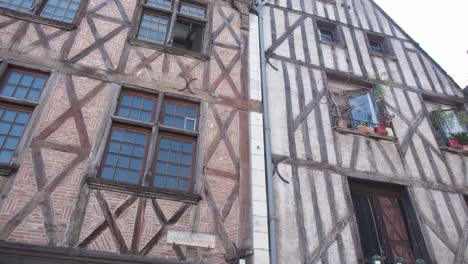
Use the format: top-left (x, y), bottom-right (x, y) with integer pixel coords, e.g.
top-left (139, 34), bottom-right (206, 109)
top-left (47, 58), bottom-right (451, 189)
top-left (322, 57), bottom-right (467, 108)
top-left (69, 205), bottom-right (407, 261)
top-left (316, 19), bottom-right (343, 46)
top-left (349, 180), bottom-right (432, 264)
top-left (87, 87), bottom-right (202, 204)
top-left (0, 0), bottom-right (87, 30)
top-left (128, 0), bottom-right (210, 61)
top-left (0, 62), bottom-right (51, 176)
top-left (366, 32), bottom-right (395, 58)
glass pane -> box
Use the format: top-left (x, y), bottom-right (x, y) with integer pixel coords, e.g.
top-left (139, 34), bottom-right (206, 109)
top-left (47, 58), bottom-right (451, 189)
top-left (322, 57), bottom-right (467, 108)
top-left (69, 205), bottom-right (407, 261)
top-left (0, 69), bottom-right (47, 102)
top-left (162, 101), bottom-right (198, 131)
top-left (100, 127), bottom-right (148, 184)
top-left (179, 3), bottom-right (205, 18)
top-left (152, 136), bottom-right (195, 191)
top-left (40, 0), bottom-right (81, 23)
top-left (349, 93), bottom-right (378, 127)
top-left (0, 107), bottom-right (30, 163)
top-left (116, 92), bottom-right (156, 122)
top-left (137, 13), bottom-right (168, 44)
top-left (0, 0), bottom-right (34, 13)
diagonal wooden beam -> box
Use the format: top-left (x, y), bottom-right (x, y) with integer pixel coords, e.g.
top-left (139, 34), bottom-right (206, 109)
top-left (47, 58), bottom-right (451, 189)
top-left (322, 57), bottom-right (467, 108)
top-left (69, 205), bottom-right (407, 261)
top-left (209, 106), bottom-right (239, 173)
top-left (212, 12), bottom-right (234, 41)
top-left (401, 111), bottom-right (426, 155)
top-left (203, 177), bottom-right (237, 259)
top-left (130, 197), bottom-right (146, 254)
top-left (95, 190), bottom-right (129, 254)
top-left (265, 15), bottom-right (307, 57)
top-left (308, 213), bottom-right (352, 264)
top-left (0, 156), bottom-right (85, 240)
top-left (216, 6), bottom-right (240, 46)
top-left (130, 48), bottom-right (163, 77)
top-left (221, 181), bottom-right (239, 221)
top-left (211, 49), bottom-right (241, 98)
top-left (139, 203), bottom-right (190, 256)
top-left (422, 215), bottom-right (457, 253)
top-left (78, 195), bottom-right (138, 248)
top-left (293, 90), bottom-right (326, 131)
top-left (204, 108), bottom-right (237, 166)
top-left (30, 144), bottom-right (58, 245)
top-left (453, 221), bottom-right (468, 264)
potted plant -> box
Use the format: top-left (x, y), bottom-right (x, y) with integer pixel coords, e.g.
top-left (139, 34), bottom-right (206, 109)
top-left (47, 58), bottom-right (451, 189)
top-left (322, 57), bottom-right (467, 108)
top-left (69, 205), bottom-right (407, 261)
top-left (375, 113), bottom-right (395, 135)
top-left (394, 256), bottom-right (404, 264)
top-left (415, 259), bottom-right (426, 264)
top-left (430, 108), bottom-right (468, 148)
top-left (452, 132), bottom-right (468, 150)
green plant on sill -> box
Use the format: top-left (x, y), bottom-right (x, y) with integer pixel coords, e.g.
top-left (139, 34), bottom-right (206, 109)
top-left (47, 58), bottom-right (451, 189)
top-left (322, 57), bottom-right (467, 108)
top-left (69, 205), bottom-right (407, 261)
top-left (452, 132), bottom-right (468, 145)
top-left (372, 83), bottom-right (386, 102)
top-left (430, 107), bottom-right (468, 133)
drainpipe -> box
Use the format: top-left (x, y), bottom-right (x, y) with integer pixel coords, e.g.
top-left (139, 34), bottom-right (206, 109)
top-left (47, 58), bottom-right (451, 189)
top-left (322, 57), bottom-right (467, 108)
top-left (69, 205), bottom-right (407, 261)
top-left (255, 1), bottom-right (277, 264)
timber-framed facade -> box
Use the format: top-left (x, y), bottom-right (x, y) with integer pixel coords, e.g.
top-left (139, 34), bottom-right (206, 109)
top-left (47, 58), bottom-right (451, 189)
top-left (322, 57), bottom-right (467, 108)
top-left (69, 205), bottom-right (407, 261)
top-left (255, 0), bottom-right (468, 263)
top-left (0, 0), bottom-right (258, 263)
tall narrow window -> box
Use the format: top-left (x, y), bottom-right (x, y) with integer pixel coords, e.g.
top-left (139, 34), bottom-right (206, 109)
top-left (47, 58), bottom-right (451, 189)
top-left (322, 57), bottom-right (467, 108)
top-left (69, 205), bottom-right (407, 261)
top-left (133, 0), bottom-right (207, 53)
top-left (350, 181), bottom-right (430, 264)
top-left (0, 67), bottom-right (48, 164)
top-left (367, 33), bottom-right (393, 55)
top-left (0, 0), bottom-right (83, 24)
top-left (99, 90), bottom-right (200, 193)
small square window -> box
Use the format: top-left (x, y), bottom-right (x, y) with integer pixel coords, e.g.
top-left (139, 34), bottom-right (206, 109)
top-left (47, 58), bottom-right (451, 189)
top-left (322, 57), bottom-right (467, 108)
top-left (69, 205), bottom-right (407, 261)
top-left (0, 68), bottom-right (48, 102)
top-left (172, 19), bottom-right (204, 52)
top-left (162, 101), bottom-right (198, 131)
top-left (137, 13), bottom-right (169, 44)
top-left (425, 101), bottom-right (468, 147)
top-left (367, 33), bottom-right (392, 55)
top-left (133, 0), bottom-right (207, 53)
top-left (0, 107), bottom-right (30, 163)
top-left (0, 0), bottom-right (83, 25)
top-left (116, 91), bottom-right (157, 123)
top-left (317, 20), bottom-right (341, 44)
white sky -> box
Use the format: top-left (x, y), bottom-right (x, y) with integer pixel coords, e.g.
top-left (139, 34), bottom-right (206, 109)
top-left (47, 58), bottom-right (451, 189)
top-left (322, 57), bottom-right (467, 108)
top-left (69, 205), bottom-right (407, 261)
top-left (373, 0), bottom-right (468, 88)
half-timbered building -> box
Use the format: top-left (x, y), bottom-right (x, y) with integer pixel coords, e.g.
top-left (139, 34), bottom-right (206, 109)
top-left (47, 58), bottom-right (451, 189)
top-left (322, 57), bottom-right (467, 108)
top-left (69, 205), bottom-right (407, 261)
top-left (253, 0), bottom-right (468, 263)
top-left (0, 0), bottom-right (260, 263)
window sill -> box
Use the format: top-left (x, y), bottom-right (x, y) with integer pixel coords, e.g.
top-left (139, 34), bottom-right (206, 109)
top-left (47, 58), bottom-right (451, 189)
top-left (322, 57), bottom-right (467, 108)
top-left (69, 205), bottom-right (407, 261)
top-left (370, 51), bottom-right (397, 61)
top-left (0, 8), bottom-right (76, 31)
top-left (333, 127), bottom-right (398, 142)
top-left (319, 40), bottom-right (346, 49)
top-left (128, 38), bottom-right (210, 61)
top-left (318, 0), bottom-right (336, 4)
top-left (0, 162), bottom-right (19, 177)
top-left (159, 124), bottom-right (199, 137)
top-left (440, 146), bottom-right (468, 156)
top-left (86, 177), bottom-right (202, 204)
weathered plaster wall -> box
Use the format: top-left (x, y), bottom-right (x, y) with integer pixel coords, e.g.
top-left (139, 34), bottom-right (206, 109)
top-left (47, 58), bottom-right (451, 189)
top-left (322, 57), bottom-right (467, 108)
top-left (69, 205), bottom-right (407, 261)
top-left (261, 0), bottom-right (468, 263)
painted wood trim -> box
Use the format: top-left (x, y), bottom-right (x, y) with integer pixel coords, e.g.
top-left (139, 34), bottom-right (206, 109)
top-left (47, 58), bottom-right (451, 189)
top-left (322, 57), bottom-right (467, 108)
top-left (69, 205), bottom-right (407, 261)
top-left (86, 178), bottom-right (202, 204)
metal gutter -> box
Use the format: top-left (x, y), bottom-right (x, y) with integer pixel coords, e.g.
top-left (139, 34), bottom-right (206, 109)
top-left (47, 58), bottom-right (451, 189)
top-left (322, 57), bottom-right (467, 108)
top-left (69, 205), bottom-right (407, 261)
top-left (255, 1), bottom-right (277, 264)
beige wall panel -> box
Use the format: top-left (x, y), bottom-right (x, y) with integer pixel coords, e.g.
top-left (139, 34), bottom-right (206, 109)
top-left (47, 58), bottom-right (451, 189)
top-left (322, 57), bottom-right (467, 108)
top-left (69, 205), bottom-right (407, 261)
top-left (341, 27), bottom-right (363, 76)
top-left (391, 39), bottom-right (417, 87)
top-left (304, 18), bottom-right (320, 66)
top-left (354, 30), bottom-right (375, 78)
top-left (298, 168), bottom-right (321, 254)
top-left (335, 47), bottom-right (348, 73)
top-left (321, 43), bottom-right (335, 70)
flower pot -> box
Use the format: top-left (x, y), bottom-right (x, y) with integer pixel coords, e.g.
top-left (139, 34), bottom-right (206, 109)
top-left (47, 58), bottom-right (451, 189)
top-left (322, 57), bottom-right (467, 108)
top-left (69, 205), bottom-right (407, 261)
top-left (374, 125), bottom-right (388, 135)
top-left (356, 125), bottom-right (373, 133)
top-left (447, 139), bottom-right (461, 148)
top-left (463, 145), bottom-right (468, 151)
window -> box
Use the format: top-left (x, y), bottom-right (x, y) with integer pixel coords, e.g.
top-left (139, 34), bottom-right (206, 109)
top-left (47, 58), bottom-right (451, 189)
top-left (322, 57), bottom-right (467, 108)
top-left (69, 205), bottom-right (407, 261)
top-left (0, 0), bottom-right (82, 24)
top-left (0, 67), bottom-right (48, 164)
top-left (99, 90), bottom-right (199, 192)
top-left (350, 180), bottom-right (430, 264)
top-left (425, 101), bottom-right (468, 147)
top-left (133, 0), bottom-right (207, 53)
top-left (327, 79), bottom-right (383, 129)
top-left (317, 20), bottom-right (341, 44)
top-left (367, 33), bottom-right (393, 56)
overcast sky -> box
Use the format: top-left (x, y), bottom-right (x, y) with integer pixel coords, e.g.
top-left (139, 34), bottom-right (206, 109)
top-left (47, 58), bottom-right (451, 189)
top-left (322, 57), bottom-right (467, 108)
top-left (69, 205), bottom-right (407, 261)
top-left (373, 0), bottom-right (468, 88)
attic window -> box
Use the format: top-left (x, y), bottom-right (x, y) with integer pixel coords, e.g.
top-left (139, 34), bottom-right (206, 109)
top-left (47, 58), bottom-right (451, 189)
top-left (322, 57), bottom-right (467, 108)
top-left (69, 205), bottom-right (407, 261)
top-left (133, 0), bottom-right (207, 54)
top-left (366, 33), bottom-right (393, 56)
top-left (317, 19), bottom-right (341, 45)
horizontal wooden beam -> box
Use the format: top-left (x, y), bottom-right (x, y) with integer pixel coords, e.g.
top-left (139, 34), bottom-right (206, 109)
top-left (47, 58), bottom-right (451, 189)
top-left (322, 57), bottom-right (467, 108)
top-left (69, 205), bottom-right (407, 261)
top-left (272, 154), bottom-right (468, 195)
top-left (0, 241), bottom-right (202, 264)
